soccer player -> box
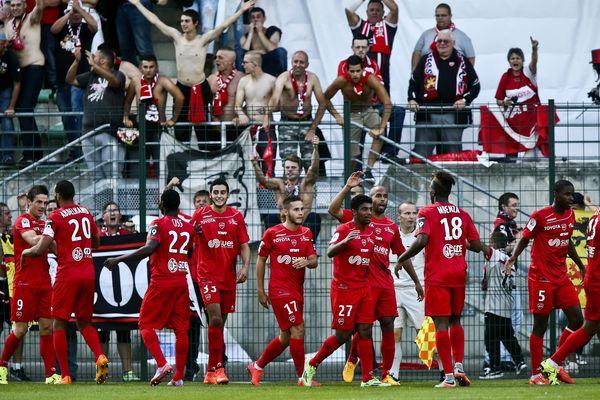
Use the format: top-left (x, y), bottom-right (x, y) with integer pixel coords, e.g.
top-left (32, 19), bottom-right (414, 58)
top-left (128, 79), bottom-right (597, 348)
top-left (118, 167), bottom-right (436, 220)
top-left (541, 206), bottom-right (600, 384)
top-left (506, 180), bottom-right (584, 385)
top-left (191, 178), bottom-right (250, 384)
top-left (0, 185), bottom-right (60, 385)
top-left (247, 195), bottom-right (318, 386)
top-left (303, 194), bottom-right (388, 387)
top-left (105, 189), bottom-right (194, 386)
top-left (21, 180), bottom-right (107, 385)
top-left (329, 175), bottom-right (422, 385)
top-left (395, 171), bottom-right (485, 388)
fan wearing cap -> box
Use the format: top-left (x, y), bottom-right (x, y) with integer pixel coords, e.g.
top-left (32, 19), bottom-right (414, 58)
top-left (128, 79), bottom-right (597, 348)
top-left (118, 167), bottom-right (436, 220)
top-left (0, 30), bottom-right (22, 165)
top-left (588, 49), bottom-right (600, 105)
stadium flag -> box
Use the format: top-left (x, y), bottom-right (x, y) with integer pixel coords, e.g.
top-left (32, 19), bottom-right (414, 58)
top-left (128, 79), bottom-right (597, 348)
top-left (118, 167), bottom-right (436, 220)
top-left (479, 105), bottom-right (558, 156)
top-left (415, 316), bottom-right (436, 368)
top-left (160, 130), bottom-right (262, 241)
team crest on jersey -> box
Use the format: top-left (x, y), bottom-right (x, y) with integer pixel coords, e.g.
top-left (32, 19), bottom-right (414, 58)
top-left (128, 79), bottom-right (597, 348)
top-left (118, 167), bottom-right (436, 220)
top-left (361, 239), bottom-right (367, 247)
top-left (168, 258), bottom-right (178, 272)
top-left (291, 239), bottom-right (297, 246)
top-left (289, 315), bottom-right (296, 323)
top-left (526, 218), bottom-right (536, 231)
top-left (375, 228), bottom-right (381, 234)
top-left (72, 247), bottom-right (83, 261)
top-left (21, 218), bottom-right (30, 228)
top-left (205, 293), bottom-right (212, 301)
top-left (338, 317), bottom-right (345, 326)
top-left (219, 222), bottom-right (226, 230)
top-left (417, 217), bottom-right (425, 229)
top-left (536, 302), bottom-right (544, 310)
top-left (561, 224), bottom-right (567, 231)
top-left (330, 232), bottom-right (340, 244)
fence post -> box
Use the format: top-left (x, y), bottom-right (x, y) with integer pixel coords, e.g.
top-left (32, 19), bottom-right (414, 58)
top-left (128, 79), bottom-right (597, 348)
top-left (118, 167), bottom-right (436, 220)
top-left (137, 103), bottom-right (148, 381)
top-left (343, 100), bottom-right (351, 208)
top-left (548, 99), bottom-right (557, 351)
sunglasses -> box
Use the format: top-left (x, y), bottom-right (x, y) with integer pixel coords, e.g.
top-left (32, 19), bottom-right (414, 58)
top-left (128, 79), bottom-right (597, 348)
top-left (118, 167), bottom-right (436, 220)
top-left (436, 39), bottom-right (451, 44)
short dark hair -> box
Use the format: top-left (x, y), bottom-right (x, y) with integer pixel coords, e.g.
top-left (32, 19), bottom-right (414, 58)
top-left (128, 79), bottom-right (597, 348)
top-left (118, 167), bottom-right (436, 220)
top-left (491, 229), bottom-right (510, 249)
top-left (346, 55), bottom-right (363, 68)
top-left (283, 195), bottom-right (302, 209)
top-left (96, 43), bottom-right (116, 67)
top-left (498, 192), bottom-right (519, 211)
top-left (368, 0), bottom-right (383, 7)
top-left (140, 54), bottom-right (158, 64)
top-left (436, 3), bottom-right (452, 14)
top-left (250, 7), bottom-right (265, 17)
top-left (507, 47), bottom-right (525, 62)
top-left (182, 9), bottom-right (199, 25)
top-left (102, 201), bottom-right (120, 213)
top-left (161, 189), bottom-right (180, 212)
top-left (55, 180), bottom-right (75, 201)
top-left (27, 185), bottom-right (49, 201)
top-left (194, 190), bottom-right (210, 200)
top-left (351, 194), bottom-right (372, 211)
top-left (554, 179), bottom-right (574, 194)
top-left (432, 170), bottom-right (455, 197)
top-left (284, 154), bottom-right (302, 167)
top-left (210, 178), bottom-right (229, 193)
top-left (352, 34), bottom-right (370, 47)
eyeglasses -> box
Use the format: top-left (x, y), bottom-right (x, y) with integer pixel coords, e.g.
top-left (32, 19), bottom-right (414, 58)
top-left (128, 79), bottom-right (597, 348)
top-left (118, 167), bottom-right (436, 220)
top-left (436, 39), bottom-right (451, 44)
top-left (104, 208), bottom-right (120, 213)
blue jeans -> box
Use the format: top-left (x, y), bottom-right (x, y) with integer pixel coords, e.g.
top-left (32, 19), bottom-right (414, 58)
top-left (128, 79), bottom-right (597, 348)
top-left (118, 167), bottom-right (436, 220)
top-left (116, 0), bottom-right (155, 64)
top-left (0, 87), bottom-right (15, 162)
top-left (16, 65), bottom-right (44, 161)
top-left (376, 103), bottom-right (406, 156)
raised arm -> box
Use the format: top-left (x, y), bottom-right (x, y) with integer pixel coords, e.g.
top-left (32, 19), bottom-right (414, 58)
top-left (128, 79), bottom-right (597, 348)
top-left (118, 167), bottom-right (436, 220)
top-left (529, 36), bottom-right (539, 75)
top-left (250, 155), bottom-right (282, 191)
top-left (345, 0), bottom-right (363, 27)
top-left (203, 0), bottom-right (256, 44)
top-left (128, 0), bottom-right (180, 40)
top-left (74, 0), bottom-right (98, 33)
top-left (29, 0), bottom-right (45, 26)
top-left (328, 171), bottom-right (363, 222)
top-left (303, 136), bottom-right (320, 185)
top-left (383, 0), bottom-right (398, 24)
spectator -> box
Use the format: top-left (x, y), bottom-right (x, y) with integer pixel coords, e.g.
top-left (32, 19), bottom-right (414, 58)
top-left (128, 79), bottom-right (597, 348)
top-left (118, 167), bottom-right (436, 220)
top-left (51, 0), bottom-right (97, 162)
top-left (193, 189), bottom-right (209, 209)
top-left (323, 55), bottom-right (390, 182)
top-left (411, 3), bottom-right (475, 71)
top-left (66, 44), bottom-right (126, 179)
top-left (128, 0), bottom-right (255, 145)
top-left (115, 0), bottom-right (158, 64)
top-left (240, 6), bottom-right (286, 77)
top-left (63, 0), bottom-right (104, 52)
top-left (251, 136), bottom-right (321, 242)
top-left (408, 29), bottom-right (480, 157)
top-left (494, 37), bottom-right (540, 160)
top-left (4, 0), bottom-right (45, 164)
top-left (0, 31), bottom-right (21, 166)
top-left (122, 54), bottom-right (184, 178)
top-left (26, 0), bottom-right (60, 94)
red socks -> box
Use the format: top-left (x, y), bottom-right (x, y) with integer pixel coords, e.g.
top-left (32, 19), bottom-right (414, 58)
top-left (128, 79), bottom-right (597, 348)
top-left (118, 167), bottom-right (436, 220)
top-left (552, 329), bottom-right (593, 366)
top-left (289, 338), bottom-right (305, 377)
top-left (348, 332), bottom-right (359, 364)
top-left (257, 337), bottom-right (286, 369)
top-left (39, 334), bottom-right (56, 377)
top-left (449, 324), bottom-right (464, 364)
top-left (173, 329), bottom-right (189, 381)
top-left (435, 330), bottom-right (453, 374)
top-left (380, 331), bottom-right (395, 378)
top-left (53, 330), bottom-right (70, 377)
top-left (530, 334), bottom-right (544, 374)
top-left (558, 327), bottom-right (574, 347)
top-left (0, 332), bottom-right (21, 367)
top-left (310, 335), bottom-right (343, 367)
top-left (358, 338), bottom-right (374, 382)
top-left (207, 325), bottom-right (224, 370)
top-left (141, 328), bottom-right (167, 368)
top-left (80, 325), bottom-right (102, 359)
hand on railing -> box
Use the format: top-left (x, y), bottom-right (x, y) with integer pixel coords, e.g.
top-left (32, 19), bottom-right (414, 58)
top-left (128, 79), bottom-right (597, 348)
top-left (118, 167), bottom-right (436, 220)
top-left (408, 100), bottom-right (419, 113)
top-left (453, 98), bottom-right (467, 110)
top-left (368, 127), bottom-right (384, 138)
top-left (163, 118), bottom-right (176, 128)
top-left (122, 116), bottom-right (133, 128)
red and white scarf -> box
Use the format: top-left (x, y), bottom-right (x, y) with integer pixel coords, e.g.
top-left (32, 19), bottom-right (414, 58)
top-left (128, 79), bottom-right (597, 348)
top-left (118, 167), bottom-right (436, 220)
top-left (140, 74), bottom-right (159, 122)
top-left (344, 70), bottom-right (370, 95)
top-left (422, 50), bottom-right (468, 102)
top-left (289, 69), bottom-right (308, 115)
top-left (212, 69), bottom-right (237, 117)
top-left (430, 22), bottom-right (456, 50)
top-left (359, 19), bottom-right (391, 55)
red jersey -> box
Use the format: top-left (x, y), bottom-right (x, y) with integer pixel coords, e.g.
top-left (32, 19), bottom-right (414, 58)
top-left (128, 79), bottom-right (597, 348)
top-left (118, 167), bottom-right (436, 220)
top-left (99, 226), bottom-right (130, 236)
top-left (177, 211), bottom-right (198, 281)
top-left (586, 209), bottom-right (600, 285)
top-left (329, 221), bottom-right (374, 289)
top-left (340, 210), bottom-right (404, 288)
top-left (43, 204), bottom-right (99, 282)
top-left (147, 216), bottom-right (194, 288)
top-left (415, 202), bottom-right (479, 287)
top-left (192, 206), bottom-right (250, 290)
top-left (258, 224), bottom-right (315, 299)
top-left (13, 214), bottom-right (50, 289)
top-left (523, 205), bottom-right (575, 284)
top-left (495, 67), bottom-right (540, 106)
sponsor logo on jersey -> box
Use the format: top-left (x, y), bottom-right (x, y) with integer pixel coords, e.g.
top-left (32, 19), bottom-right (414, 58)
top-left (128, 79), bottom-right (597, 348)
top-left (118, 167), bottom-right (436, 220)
top-left (21, 218), bottom-right (30, 228)
top-left (442, 244), bottom-right (463, 259)
top-left (348, 256), bottom-right (370, 265)
top-left (208, 239), bottom-right (234, 249)
top-left (149, 225), bottom-right (158, 236)
top-left (72, 247), bottom-right (83, 261)
top-left (374, 245), bottom-right (389, 255)
top-left (276, 255), bottom-right (307, 264)
top-left (228, 218), bottom-right (238, 225)
top-left (330, 232), bottom-right (340, 244)
top-left (547, 238), bottom-right (569, 247)
top-left (526, 218), bottom-right (536, 231)
top-left (589, 246), bottom-right (596, 258)
top-left (417, 217), bottom-right (425, 229)
top-left (168, 258), bottom-right (189, 272)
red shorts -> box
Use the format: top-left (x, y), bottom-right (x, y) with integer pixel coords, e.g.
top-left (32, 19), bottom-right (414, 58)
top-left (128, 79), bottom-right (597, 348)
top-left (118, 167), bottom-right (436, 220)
top-left (199, 279), bottom-right (236, 314)
top-left (270, 296), bottom-right (304, 331)
top-left (52, 279), bottom-right (95, 321)
top-left (11, 286), bottom-right (52, 322)
top-left (583, 283), bottom-right (600, 321)
top-left (371, 286), bottom-right (398, 319)
top-left (528, 279), bottom-right (580, 314)
top-left (330, 286), bottom-right (374, 330)
top-left (139, 285), bottom-right (190, 331)
top-left (424, 285), bottom-right (465, 317)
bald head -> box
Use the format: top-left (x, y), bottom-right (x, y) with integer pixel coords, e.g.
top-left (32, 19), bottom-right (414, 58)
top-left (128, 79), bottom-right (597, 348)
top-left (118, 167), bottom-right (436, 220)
top-left (216, 48), bottom-right (236, 72)
top-left (246, 51), bottom-right (263, 67)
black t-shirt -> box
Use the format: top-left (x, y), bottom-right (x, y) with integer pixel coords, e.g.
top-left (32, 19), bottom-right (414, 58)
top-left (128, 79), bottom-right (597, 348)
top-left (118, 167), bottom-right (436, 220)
top-left (54, 22), bottom-right (94, 84)
top-left (77, 69), bottom-right (126, 131)
top-left (0, 50), bottom-right (21, 90)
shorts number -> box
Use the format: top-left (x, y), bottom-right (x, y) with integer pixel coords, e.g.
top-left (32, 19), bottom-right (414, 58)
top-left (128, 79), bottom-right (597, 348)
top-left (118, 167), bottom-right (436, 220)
top-left (68, 218), bottom-right (92, 241)
top-left (538, 290), bottom-right (546, 302)
top-left (17, 299), bottom-right (23, 310)
top-left (588, 216), bottom-right (599, 240)
top-left (338, 304), bottom-right (353, 317)
top-left (283, 300), bottom-right (298, 315)
top-left (203, 285), bottom-right (217, 294)
top-left (440, 217), bottom-right (463, 240)
top-left (168, 231), bottom-right (191, 254)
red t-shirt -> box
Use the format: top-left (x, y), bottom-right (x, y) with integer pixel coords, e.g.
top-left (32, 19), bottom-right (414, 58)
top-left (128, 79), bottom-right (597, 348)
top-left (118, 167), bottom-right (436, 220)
top-left (258, 224), bottom-right (315, 299)
top-left (329, 221), bottom-right (374, 289)
top-left (340, 210), bottom-right (404, 288)
top-left (147, 215), bottom-right (194, 288)
top-left (99, 226), bottom-right (130, 237)
top-left (495, 67), bottom-right (540, 106)
top-left (192, 206), bottom-right (250, 290)
top-left (586, 209), bottom-right (600, 286)
top-left (43, 204), bottom-right (99, 282)
top-left (13, 213), bottom-right (50, 289)
top-left (415, 202), bottom-right (479, 287)
top-left (522, 205), bottom-right (575, 284)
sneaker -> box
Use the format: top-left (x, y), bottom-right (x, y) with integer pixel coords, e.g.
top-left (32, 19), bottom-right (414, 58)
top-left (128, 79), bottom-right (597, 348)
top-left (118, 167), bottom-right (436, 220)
top-left (363, 169), bottom-right (376, 184)
top-left (55, 376), bottom-right (72, 385)
top-left (564, 361), bottom-right (579, 375)
top-left (122, 370), bottom-right (140, 382)
top-left (45, 373), bottom-right (61, 384)
top-left (95, 354), bottom-right (109, 384)
top-left (204, 370), bottom-right (217, 384)
top-left (381, 375), bottom-right (401, 385)
top-left (556, 366), bottom-right (575, 384)
top-left (342, 360), bottom-right (356, 383)
top-left (167, 379), bottom-right (184, 387)
top-left (453, 363), bottom-right (470, 386)
top-left (479, 367), bottom-right (504, 380)
top-left (301, 360), bottom-right (317, 387)
top-left (0, 366), bottom-right (7, 384)
top-left (150, 363), bottom-right (173, 386)
top-left (298, 378), bottom-right (322, 387)
top-left (360, 377), bottom-right (391, 387)
top-left (215, 367), bottom-right (229, 384)
top-left (435, 379), bottom-right (457, 388)
top-left (247, 362), bottom-right (263, 386)
top-left (515, 361), bottom-right (527, 375)
top-left (529, 373), bottom-right (550, 385)
top-left (10, 366), bottom-right (31, 381)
